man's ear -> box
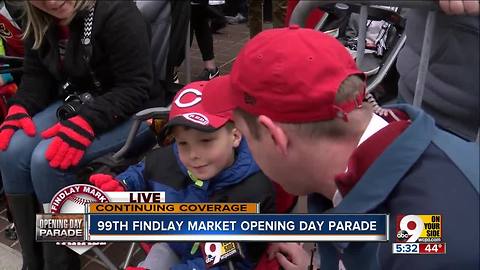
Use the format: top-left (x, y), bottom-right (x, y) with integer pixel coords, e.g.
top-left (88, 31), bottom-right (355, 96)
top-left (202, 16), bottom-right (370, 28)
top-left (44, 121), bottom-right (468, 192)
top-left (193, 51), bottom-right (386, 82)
top-left (231, 127), bottom-right (242, 148)
top-left (258, 115), bottom-right (288, 156)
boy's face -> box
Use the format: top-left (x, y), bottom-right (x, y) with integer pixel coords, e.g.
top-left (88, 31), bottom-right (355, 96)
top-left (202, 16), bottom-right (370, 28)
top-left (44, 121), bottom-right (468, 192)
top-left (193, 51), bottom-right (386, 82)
top-left (172, 125), bottom-right (241, 180)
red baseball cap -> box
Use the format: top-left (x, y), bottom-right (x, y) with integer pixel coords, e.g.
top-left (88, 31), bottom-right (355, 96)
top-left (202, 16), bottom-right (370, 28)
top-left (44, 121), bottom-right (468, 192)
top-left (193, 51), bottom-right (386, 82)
top-left (203, 25), bottom-right (366, 123)
top-left (158, 81), bottom-right (232, 144)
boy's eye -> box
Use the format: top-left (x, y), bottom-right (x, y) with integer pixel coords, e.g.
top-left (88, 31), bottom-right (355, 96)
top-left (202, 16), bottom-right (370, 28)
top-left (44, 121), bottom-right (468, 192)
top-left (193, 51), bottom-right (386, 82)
top-left (177, 141), bottom-right (187, 146)
top-left (201, 138), bottom-right (213, 143)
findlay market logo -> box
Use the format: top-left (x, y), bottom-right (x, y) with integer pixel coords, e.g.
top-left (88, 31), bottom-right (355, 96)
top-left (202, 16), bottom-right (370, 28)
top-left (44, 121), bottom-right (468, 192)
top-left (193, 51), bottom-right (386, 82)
top-left (50, 184), bottom-right (110, 214)
top-left (37, 184), bottom-right (110, 253)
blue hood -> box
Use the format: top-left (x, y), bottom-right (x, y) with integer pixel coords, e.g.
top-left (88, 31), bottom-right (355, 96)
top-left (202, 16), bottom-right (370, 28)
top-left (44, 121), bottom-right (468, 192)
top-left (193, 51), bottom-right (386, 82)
top-left (173, 138), bottom-right (260, 193)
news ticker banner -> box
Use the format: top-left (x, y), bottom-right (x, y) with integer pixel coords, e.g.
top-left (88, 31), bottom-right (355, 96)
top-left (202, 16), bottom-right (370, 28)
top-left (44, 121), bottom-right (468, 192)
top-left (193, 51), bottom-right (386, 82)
top-left (36, 203), bottom-right (258, 241)
top-left (85, 214), bottom-right (387, 241)
top-left (36, 213), bottom-right (387, 242)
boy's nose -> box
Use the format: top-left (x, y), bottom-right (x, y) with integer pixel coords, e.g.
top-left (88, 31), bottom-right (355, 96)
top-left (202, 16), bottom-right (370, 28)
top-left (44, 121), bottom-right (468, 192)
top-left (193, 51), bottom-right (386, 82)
top-left (188, 148), bottom-right (200, 160)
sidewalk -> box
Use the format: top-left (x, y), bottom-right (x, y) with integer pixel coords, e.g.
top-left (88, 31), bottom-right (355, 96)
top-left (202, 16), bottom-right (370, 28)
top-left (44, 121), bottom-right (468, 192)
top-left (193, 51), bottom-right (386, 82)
top-left (0, 243), bottom-right (21, 270)
top-left (177, 23), bottom-right (251, 83)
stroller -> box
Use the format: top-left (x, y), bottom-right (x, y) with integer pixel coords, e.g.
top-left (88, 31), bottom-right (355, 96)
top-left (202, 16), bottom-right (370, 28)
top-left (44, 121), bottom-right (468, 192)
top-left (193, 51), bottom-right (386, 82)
top-left (296, 2), bottom-right (407, 108)
top-left (290, 0), bottom-right (439, 110)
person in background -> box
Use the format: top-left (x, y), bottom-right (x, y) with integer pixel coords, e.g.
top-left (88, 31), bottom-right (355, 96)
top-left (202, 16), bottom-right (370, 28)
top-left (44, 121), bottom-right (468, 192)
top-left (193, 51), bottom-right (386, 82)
top-left (248, 0), bottom-right (287, 38)
top-left (135, 0), bottom-right (171, 106)
top-left (190, 0), bottom-right (224, 81)
top-left (209, 0), bottom-right (228, 33)
top-left (0, 1), bottom-right (157, 269)
top-left (224, 0), bottom-right (248, 25)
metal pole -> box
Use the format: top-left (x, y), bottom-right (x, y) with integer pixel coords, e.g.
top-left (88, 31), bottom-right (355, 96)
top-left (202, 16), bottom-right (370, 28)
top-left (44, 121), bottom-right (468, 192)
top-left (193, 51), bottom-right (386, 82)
top-left (121, 243), bottom-right (137, 269)
top-left (412, 11), bottom-right (436, 108)
top-left (356, 5), bottom-right (368, 68)
top-left (185, 21), bottom-right (192, 83)
top-left (92, 246), bottom-right (118, 270)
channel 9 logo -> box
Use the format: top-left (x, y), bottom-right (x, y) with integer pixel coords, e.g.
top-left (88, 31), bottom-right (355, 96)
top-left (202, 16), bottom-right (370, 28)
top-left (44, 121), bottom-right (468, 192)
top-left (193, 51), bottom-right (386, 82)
top-left (201, 242), bottom-right (242, 267)
top-left (396, 215), bottom-right (442, 243)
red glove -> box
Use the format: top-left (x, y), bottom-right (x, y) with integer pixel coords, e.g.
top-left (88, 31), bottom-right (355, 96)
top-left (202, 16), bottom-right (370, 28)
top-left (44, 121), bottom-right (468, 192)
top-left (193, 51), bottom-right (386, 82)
top-left (89, 173), bottom-right (125, 192)
top-left (125, 267), bottom-right (147, 270)
top-left (0, 105), bottom-right (36, 150)
top-left (41, 115), bottom-right (94, 169)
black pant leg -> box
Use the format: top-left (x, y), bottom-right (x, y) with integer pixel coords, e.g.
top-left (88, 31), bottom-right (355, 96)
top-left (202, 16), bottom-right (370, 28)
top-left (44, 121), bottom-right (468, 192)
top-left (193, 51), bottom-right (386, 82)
top-left (191, 4), bottom-right (215, 61)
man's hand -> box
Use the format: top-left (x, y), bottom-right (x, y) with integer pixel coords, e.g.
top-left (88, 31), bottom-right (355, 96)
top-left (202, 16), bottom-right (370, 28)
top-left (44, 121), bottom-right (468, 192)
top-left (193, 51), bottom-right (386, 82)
top-left (267, 243), bottom-right (310, 270)
top-left (439, 0), bottom-right (479, 15)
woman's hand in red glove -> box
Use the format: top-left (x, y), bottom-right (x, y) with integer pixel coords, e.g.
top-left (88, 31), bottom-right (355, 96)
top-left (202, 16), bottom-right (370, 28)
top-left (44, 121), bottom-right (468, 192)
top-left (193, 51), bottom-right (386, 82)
top-left (0, 105), bottom-right (36, 151)
top-left (89, 173), bottom-right (125, 192)
top-left (41, 115), bottom-right (94, 169)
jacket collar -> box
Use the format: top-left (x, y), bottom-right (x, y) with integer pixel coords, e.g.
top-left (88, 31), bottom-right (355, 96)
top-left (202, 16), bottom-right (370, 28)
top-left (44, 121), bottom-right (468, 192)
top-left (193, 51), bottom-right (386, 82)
top-left (308, 105), bottom-right (435, 215)
top-left (311, 105), bottom-right (435, 252)
top-left (331, 104), bottom-right (435, 214)
top-left (38, 9), bottom-right (90, 82)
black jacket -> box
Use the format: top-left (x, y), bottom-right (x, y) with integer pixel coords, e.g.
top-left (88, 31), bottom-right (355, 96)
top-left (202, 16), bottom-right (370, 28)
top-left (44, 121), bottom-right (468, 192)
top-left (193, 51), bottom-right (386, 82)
top-left (9, 1), bottom-right (159, 134)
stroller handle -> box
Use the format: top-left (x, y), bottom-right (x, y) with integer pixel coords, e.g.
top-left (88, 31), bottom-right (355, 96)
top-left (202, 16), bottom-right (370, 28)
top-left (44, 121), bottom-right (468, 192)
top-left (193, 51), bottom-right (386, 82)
top-left (133, 107), bottom-right (171, 120)
top-left (290, 0), bottom-right (438, 27)
top-left (0, 55), bottom-right (24, 64)
top-left (112, 107), bottom-right (170, 159)
top-left (0, 56), bottom-right (24, 74)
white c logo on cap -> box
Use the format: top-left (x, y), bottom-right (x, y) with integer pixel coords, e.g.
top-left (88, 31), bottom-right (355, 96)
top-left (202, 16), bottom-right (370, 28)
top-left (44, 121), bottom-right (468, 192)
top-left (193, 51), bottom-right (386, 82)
top-left (175, 88), bottom-right (202, 108)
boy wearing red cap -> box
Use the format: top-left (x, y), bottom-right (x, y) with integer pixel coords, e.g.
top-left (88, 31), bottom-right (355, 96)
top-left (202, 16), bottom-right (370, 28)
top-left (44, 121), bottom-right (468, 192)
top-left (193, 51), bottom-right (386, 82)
top-left (90, 81), bottom-right (276, 270)
top-left (202, 26), bottom-right (479, 269)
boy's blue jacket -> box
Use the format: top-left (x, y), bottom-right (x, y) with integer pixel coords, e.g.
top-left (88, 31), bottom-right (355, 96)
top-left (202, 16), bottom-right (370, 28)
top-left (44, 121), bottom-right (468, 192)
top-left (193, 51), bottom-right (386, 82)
top-left (117, 139), bottom-right (276, 270)
top-left (308, 104), bottom-right (479, 270)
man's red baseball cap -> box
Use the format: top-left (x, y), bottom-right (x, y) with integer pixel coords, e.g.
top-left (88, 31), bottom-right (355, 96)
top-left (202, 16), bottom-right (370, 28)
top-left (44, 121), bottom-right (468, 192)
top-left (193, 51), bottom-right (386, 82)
top-left (203, 25), bottom-right (366, 123)
top-left (158, 81), bottom-right (232, 144)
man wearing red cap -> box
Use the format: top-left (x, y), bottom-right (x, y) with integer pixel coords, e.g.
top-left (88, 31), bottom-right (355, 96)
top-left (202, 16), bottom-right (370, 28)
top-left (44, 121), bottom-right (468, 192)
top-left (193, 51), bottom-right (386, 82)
top-left (90, 81), bottom-right (275, 270)
top-left (202, 26), bottom-right (479, 269)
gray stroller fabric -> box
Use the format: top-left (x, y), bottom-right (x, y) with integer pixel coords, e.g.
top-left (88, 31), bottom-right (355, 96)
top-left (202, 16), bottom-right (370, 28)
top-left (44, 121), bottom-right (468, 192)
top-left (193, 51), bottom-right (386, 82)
top-left (397, 9), bottom-right (479, 141)
top-left (136, 0), bottom-right (172, 81)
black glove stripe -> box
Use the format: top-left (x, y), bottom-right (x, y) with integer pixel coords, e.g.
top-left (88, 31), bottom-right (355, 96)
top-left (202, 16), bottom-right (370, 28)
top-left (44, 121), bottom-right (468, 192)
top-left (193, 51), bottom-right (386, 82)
top-left (5, 113), bottom-right (29, 121)
top-left (0, 125), bottom-right (19, 132)
top-left (58, 132), bottom-right (87, 151)
top-left (63, 120), bottom-right (95, 141)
